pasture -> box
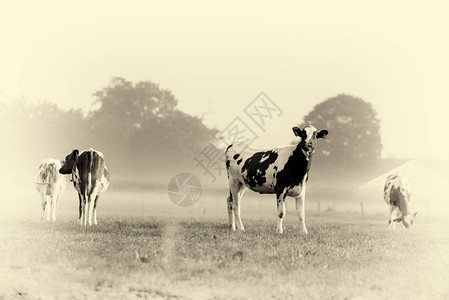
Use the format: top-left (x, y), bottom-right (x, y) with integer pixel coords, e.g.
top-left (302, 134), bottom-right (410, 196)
top-left (1, 188), bottom-right (449, 299)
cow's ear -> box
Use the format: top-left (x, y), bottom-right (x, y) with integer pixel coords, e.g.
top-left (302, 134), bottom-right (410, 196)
top-left (72, 149), bottom-right (79, 158)
top-left (317, 130), bottom-right (328, 139)
top-left (292, 127), bottom-right (304, 138)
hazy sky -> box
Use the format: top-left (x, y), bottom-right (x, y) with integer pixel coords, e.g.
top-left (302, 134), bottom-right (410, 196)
top-left (1, 1), bottom-right (448, 160)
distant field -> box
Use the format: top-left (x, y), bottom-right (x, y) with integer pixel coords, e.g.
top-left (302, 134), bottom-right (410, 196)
top-left (2, 190), bottom-right (448, 299)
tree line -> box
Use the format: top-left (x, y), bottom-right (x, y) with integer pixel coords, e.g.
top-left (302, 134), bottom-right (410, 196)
top-left (1, 77), bottom-right (217, 179)
top-left (1, 78), bottom-right (382, 186)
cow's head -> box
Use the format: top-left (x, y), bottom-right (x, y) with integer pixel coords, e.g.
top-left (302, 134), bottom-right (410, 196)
top-left (394, 212), bottom-right (418, 228)
top-left (59, 149), bottom-right (79, 175)
top-left (292, 125), bottom-right (328, 158)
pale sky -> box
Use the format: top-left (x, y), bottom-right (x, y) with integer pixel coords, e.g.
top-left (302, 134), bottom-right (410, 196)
top-left (1, 1), bottom-right (448, 160)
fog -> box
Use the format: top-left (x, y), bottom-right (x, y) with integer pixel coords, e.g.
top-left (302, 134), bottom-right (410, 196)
top-left (1, 1), bottom-right (449, 222)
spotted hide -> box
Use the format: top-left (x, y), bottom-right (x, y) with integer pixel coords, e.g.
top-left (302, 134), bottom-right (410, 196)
top-left (59, 148), bottom-right (110, 225)
top-left (35, 158), bottom-right (67, 221)
top-left (225, 125), bottom-right (328, 234)
top-left (384, 174), bottom-right (417, 229)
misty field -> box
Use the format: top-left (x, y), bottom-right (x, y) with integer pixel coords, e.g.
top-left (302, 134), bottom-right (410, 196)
top-left (1, 190), bottom-right (449, 299)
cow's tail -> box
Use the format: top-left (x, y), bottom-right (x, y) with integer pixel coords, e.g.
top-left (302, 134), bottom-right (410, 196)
top-left (224, 144), bottom-right (233, 158)
top-left (48, 163), bottom-right (57, 183)
top-left (88, 150), bottom-right (93, 198)
top-left (87, 150), bottom-right (105, 196)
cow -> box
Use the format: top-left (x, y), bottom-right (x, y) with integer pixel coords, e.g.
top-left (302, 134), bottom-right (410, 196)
top-left (384, 173), bottom-right (417, 229)
top-left (225, 125), bottom-right (328, 234)
top-left (59, 148), bottom-right (110, 226)
top-left (35, 158), bottom-right (67, 221)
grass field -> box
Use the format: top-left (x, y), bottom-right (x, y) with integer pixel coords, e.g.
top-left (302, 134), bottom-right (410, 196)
top-left (1, 189), bottom-right (449, 299)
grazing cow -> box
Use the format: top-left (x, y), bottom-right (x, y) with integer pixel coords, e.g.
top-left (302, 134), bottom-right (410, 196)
top-left (384, 174), bottom-right (417, 229)
top-left (225, 125), bottom-right (328, 234)
top-left (35, 158), bottom-right (67, 221)
top-left (59, 148), bottom-right (110, 225)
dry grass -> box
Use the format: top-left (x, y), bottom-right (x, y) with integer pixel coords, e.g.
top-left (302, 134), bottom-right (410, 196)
top-left (1, 212), bottom-right (448, 299)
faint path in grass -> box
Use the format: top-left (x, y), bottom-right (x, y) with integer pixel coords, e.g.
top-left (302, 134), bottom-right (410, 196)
top-left (161, 220), bottom-right (180, 269)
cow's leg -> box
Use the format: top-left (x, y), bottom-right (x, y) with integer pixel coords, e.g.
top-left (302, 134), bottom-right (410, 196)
top-left (85, 197), bottom-right (91, 226)
top-left (51, 193), bottom-right (59, 222)
top-left (42, 202), bottom-right (49, 221)
top-left (227, 192), bottom-right (235, 231)
top-left (276, 192), bottom-right (287, 234)
top-left (230, 181), bottom-right (245, 231)
top-left (41, 202), bottom-right (46, 221)
top-left (388, 207), bottom-right (397, 230)
top-left (87, 200), bottom-right (93, 226)
top-left (93, 195), bottom-right (99, 225)
top-left (87, 188), bottom-right (99, 226)
top-left (86, 197), bottom-right (92, 226)
top-left (295, 192), bottom-right (308, 234)
top-left (45, 196), bottom-right (52, 222)
top-left (82, 195), bottom-right (88, 226)
top-left (236, 185), bottom-right (247, 231)
top-left (41, 194), bottom-right (48, 221)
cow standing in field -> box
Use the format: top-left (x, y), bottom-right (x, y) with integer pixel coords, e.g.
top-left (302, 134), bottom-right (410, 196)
top-left (225, 125), bottom-right (328, 234)
top-left (59, 148), bottom-right (110, 226)
top-left (384, 174), bottom-right (417, 229)
top-left (35, 158), bottom-right (67, 221)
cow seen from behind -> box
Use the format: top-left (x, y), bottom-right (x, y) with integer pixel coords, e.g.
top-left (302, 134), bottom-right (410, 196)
top-left (59, 148), bottom-right (110, 226)
top-left (35, 158), bottom-right (67, 221)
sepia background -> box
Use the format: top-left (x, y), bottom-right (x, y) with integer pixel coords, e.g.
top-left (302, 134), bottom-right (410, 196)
top-left (1, 1), bottom-right (449, 299)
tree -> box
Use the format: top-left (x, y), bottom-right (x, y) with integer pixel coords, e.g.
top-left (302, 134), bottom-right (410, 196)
top-left (0, 100), bottom-right (87, 172)
top-left (89, 77), bottom-right (218, 174)
top-left (301, 94), bottom-right (382, 178)
top-left (3, 77), bottom-right (218, 178)
top-left (91, 77), bottom-right (177, 127)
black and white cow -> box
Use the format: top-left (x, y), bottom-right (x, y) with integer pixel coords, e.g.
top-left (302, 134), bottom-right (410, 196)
top-left (384, 173), bottom-right (417, 229)
top-left (35, 158), bottom-right (67, 221)
top-left (225, 125), bottom-right (328, 234)
top-left (59, 148), bottom-right (110, 226)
